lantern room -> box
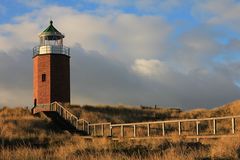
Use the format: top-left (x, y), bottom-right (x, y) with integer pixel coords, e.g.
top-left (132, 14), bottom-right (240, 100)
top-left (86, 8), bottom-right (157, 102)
top-left (33, 20), bottom-right (70, 57)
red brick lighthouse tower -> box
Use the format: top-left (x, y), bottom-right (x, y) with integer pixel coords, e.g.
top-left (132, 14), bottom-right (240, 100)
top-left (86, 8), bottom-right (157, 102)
top-left (32, 21), bottom-right (70, 113)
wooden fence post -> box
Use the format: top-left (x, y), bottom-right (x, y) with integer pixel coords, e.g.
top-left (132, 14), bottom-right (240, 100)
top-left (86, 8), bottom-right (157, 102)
top-left (232, 118), bottom-right (235, 134)
top-left (102, 124), bottom-right (104, 136)
top-left (213, 119), bottom-right (216, 135)
top-left (147, 124), bottom-right (150, 137)
top-left (178, 121), bottom-right (181, 135)
top-left (196, 121), bottom-right (199, 135)
top-left (133, 125), bottom-right (136, 137)
top-left (121, 125), bottom-right (124, 137)
top-left (110, 126), bottom-right (113, 137)
top-left (162, 123), bottom-right (165, 136)
top-left (83, 121), bottom-right (85, 131)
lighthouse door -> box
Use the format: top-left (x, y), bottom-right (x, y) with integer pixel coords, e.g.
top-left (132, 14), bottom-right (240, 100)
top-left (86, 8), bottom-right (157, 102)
top-left (34, 99), bottom-right (37, 107)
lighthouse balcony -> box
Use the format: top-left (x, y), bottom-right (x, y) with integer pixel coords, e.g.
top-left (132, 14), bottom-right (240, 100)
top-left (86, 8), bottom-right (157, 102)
top-left (33, 45), bottom-right (70, 57)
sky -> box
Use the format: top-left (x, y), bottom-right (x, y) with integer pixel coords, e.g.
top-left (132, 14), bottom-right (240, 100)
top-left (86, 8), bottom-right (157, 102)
top-left (0, 0), bottom-right (240, 109)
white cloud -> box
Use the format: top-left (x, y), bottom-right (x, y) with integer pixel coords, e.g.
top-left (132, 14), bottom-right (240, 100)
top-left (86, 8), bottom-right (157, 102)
top-left (192, 0), bottom-right (240, 31)
top-left (0, 4), bottom-right (239, 108)
top-left (135, 0), bottom-right (181, 13)
top-left (0, 22), bottom-right (39, 52)
top-left (0, 6), bottom-right (172, 61)
top-left (131, 59), bottom-right (169, 77)
top-left (89, 0), bottom-right (182, 13)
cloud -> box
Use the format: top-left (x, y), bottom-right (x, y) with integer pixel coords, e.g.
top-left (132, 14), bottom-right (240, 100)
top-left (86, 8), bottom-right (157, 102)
top-left (134, 0), bottom-right (182, 13)
top-left (89, 0), bottom-right (182, 13)
top-left (166, 27), bottom-right (223, 74)
top-left (130, 58), bottom-right (240, 108)
top-left (0, 22), bottom-right (39, 52)
top-left (192, 0), bottom-right (240, 31)
top-left (0, 50), bottom-right (32, 107)
top-left (89, 0), bottom-right (130, 7)
top-left (16, 0), bottom-right (45, 8)
top-left (0, 4), bottom-right (239, 108)
top-left (0, 44), bottom-right (239, 108)
top-left (131, 59), bottom-right (169, 77)
top-left (1, 6), bottom-right (172, 61)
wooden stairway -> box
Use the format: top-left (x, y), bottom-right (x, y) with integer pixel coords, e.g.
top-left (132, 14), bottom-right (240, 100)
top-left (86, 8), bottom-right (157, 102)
top-left (49, 102), bottom-right (90, 135)
top-left (46, 102), bottom-right (240, 141)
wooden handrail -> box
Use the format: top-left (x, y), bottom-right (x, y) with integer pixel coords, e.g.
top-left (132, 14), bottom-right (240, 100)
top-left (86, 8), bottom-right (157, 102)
top-left (49, 102), bottom-right (240, 140)
top-left (52, 102), bottom-right (78, 119)
top-left (89, 123), bottom-right (111, 126)
top-left (110, 115), bottom-right (240, 127)
top-left (78, 119), bottom-right (90, 124)
top-left (50, 102), bottom-right (90, 133)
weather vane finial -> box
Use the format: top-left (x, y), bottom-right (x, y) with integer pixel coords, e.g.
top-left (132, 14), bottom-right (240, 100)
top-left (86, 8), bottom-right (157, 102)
top-left (50, 20), bottom-right (53, 25)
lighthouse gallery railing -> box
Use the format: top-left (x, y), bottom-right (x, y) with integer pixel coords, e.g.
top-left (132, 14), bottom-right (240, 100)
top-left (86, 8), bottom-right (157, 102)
top-left (33, 45), bottom-right (70, 57)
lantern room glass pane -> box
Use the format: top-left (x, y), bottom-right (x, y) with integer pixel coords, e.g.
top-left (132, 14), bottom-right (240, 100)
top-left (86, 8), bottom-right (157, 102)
top-left (40, 37), bottom-right (63, 46)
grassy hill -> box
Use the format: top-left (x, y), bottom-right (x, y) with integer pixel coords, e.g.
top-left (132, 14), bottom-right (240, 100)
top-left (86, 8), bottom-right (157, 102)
top-left (67, 100), bottom-right (240, 123)
top-left (67, 104), bottom-right (182, 123)
top-left (0, 100), bottom-right (240, 159)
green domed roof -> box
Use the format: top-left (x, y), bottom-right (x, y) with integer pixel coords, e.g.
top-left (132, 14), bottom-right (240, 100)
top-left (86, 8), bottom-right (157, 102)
top-left (39, 20), bottom-right (64, 39)
top-left (43, 20), bottom-right (60, 33)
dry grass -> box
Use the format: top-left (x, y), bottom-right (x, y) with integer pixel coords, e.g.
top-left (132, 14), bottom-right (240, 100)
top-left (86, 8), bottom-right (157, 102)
top-left (211, 137), bottom-right (240, 159)
top-left (1, 99), bottom-right (240, 159)
top-left (67, 104), bottom-right (182, 123)
top-left (69, 100), bottom-right (240, 124)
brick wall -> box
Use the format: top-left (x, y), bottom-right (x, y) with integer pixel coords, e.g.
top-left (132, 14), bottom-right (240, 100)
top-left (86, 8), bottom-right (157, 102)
top-left (33, 54), bottom-right (70, 106)
top-left (50, 54), bottom-right (70, 103)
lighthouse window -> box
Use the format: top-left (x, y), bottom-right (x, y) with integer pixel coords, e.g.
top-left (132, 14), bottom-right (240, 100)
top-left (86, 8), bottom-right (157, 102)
top-left (42, 74), bottom-right (46, 82)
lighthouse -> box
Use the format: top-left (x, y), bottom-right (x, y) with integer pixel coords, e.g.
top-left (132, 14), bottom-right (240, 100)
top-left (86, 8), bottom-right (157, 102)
top-left (32, 21), bottom-right (70, 113)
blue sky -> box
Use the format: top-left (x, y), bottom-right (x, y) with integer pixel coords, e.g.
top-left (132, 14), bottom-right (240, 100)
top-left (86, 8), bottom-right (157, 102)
top-left (0, 0), bottom-right (198, 25)
top-left (0, 0), bottom-right (240, 108)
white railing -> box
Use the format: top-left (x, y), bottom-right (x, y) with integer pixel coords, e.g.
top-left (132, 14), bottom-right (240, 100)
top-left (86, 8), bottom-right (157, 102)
top-left (49, 102), bottom-right (240, 141)
top-left (88, 123), bottom-right (112, 137)
top-left (50, 102), bottom-right (89, 133)
top-left (110, 115), bottom-right (240, 139)
top-left (33, 45), bottom-right (70, 57)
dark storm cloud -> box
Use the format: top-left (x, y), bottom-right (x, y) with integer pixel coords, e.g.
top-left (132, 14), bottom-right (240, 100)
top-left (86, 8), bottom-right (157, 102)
top-left (0, 44), bottom-right (239, 108)
top-left (70, 45), bottom-right (240, 108)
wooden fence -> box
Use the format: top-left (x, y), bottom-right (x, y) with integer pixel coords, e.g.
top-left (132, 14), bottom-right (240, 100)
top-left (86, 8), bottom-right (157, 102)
top-left (50, 102), bottom-right (240, 140)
